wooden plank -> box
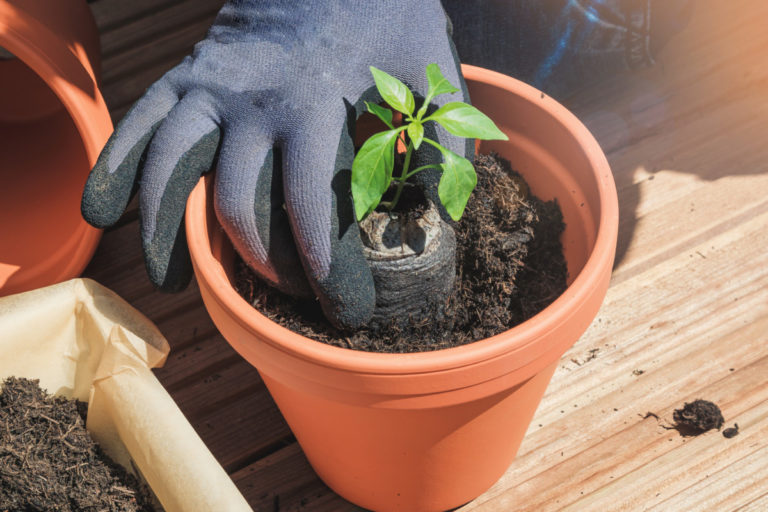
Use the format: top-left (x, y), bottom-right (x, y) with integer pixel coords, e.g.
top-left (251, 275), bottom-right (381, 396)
top-left (154, 333), bottom-right (244, 392)
top-left (100, 19), bottom-right (213, 86)
top-left (736, 493), bottom-right (768, 512)
top-left (461, 356), bottom-right (768, 511)
top-left (650, 445), bottom-right (768, 511)
top-left (98, 0), bottom-right (223, 58)
top-left (231, 444), bottom-right (362, 512)
top-left (542, 210), bottom-right (768, 409)
top-left (242, 186), bottom-right (768, 512)
top-left (82, 221), bottom-right (204, 324)
top-left (152, 306), bottom-right (219, 354)
top-left (163, 351), bottom-right (260, 417)
top-left (560, 377), bottom-right (768, 511)
top-left (154, 335), bottom-right (295, 472)
top-left (83, 221), bottom-right (143, 280)
top-left (91, 0), bottom-right (183, 33)
top-left (187, 386), bottom-right (292, 473)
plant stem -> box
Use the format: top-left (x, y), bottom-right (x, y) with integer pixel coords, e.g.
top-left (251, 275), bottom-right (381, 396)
top-left (388, 141), bottom-right (413, 212)
top-left (404, 164), bottom-right (441, 181)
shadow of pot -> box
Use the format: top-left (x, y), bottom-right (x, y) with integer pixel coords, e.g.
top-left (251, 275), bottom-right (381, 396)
top-left (0, 0), bottom-right (112, 297)
top-left (186, 64), bottom-right (619, 512)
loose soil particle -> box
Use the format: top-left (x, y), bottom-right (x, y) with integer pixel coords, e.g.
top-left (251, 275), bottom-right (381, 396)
top-left (236, 152), bottom-right (568, 353)
top-left (722, 423), bottom-right (739, 439)
top-left (0, 377), bottom-right (157, 512)
top-left (672, 399), bottom-right (725, 436)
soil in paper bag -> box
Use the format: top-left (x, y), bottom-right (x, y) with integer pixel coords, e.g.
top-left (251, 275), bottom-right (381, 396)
top-left (0, 377), bottom-right (158, 511)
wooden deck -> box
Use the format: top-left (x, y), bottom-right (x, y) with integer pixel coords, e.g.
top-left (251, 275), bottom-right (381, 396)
top-left (82, 1), bottom-right (768, 510)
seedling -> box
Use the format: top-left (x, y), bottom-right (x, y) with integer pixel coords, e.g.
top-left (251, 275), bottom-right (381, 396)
top-left (351, 63), bottom-right (508, 221)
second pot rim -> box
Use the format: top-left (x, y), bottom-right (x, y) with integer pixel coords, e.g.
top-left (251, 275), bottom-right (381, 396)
top-left (186, 64), bottom-right (618, 376)
top-left (0, 0), bottom-right (113, 296)
top-left (0, 0), bottom-right (112, 163)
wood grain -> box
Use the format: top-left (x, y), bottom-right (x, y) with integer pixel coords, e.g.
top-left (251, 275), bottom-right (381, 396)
top-left (82, 0), bottom-right (768, 510)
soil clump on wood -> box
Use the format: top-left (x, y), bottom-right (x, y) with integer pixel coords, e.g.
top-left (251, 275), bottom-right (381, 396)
top-left (236, 152), bottom-right (568, 353)
top-left (672, 399), bottom-right (725, 436)
top-left (0, 377), bottom-right (157, 511)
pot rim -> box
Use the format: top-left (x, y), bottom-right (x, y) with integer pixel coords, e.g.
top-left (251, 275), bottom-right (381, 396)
top-left (0, 1), bottom-right (112, 164)
top-left (0, 0), bottom-right (112, 294)
top-left (186, 64), bottom-right (618, 376)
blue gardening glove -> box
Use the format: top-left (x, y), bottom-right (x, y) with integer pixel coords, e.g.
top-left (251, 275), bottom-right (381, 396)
top-left (81, 0), bottom-right (469, 329)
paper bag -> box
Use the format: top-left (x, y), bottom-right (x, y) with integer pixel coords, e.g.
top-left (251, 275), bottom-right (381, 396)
top-left (0, 278), bottom-right (252, 512)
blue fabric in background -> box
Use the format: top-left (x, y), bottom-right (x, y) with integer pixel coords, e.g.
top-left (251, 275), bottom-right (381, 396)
top-left (443, 0), bottom-right (694, 99)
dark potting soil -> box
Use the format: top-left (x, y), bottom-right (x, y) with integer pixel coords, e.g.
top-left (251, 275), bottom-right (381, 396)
top-left (0, 377), bottom-right (158, 512)
top-left (379, 178), bottom-right (429, 219)
top-left (672, 399), bottom-right (725, 436)
top-left (235, 152), bottom-right (568, 353)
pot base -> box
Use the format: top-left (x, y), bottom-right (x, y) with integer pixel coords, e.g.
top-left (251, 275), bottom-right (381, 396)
top-left (264, 358), bottom-right (559, 512)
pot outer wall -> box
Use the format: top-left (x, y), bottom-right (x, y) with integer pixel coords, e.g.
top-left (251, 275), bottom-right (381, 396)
top-left (0, 0), bottom-right (112, 297)
top-left (187, 65), bottom-right (619, 512)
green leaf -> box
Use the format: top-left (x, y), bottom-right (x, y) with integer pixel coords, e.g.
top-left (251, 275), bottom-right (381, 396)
top-left (370, 66), bottom-right (415, 116)
top-left (365, 101), bottom-right (394, 129)
top-left (407, 122), bottom-right (424, 150)
top-left (437, 149), bottom-right (477, 221)
top-left (423, 138), bottom-right (477, 221)
top-left (415, 63), bottom-right (461, 121)
top-left (351, 129), bottom-right (399, 220)
top-left (427, 102), bottom-right (508, 140)
top-left (425, 63), bottom-right (460, 99)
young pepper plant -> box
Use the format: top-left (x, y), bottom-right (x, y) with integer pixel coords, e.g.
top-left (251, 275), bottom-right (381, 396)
top-left (351, 63), bottom-right (508, 222)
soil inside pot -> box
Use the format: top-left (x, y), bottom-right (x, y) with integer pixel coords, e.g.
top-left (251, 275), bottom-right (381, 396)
top-left (0, 377), bottom-right (158, 512)
top-left (235, 152), bottom-right (568, 353)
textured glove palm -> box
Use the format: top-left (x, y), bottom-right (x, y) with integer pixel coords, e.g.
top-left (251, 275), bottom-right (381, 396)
top-left (81, 0), bottom-right (468, 329)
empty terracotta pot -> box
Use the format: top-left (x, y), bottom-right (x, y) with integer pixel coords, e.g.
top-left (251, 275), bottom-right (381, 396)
top-left (186, 64), bottom-right (619, 512)
top-left (0, 0), bottom-right (112, 297)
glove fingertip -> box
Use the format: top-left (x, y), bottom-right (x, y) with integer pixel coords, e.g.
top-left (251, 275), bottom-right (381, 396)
top-left (81, 165), bottom-right (134, 229)
top-left (316, 252), bottom-right (376, 330)
top-left (144, 224), bottom-right (194, 293)
top-left (81, 127), bottom-right (155, 228)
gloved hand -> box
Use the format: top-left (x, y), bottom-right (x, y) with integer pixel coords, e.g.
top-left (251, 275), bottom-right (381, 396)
top-left (81, 0), bottom-right (469, 329)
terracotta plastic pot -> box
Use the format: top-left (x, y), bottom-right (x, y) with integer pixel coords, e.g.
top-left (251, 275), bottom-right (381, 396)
top-left (186, 64), bottom-right (619, 512)
top-left (0, 0), bottom-right (112, 297)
